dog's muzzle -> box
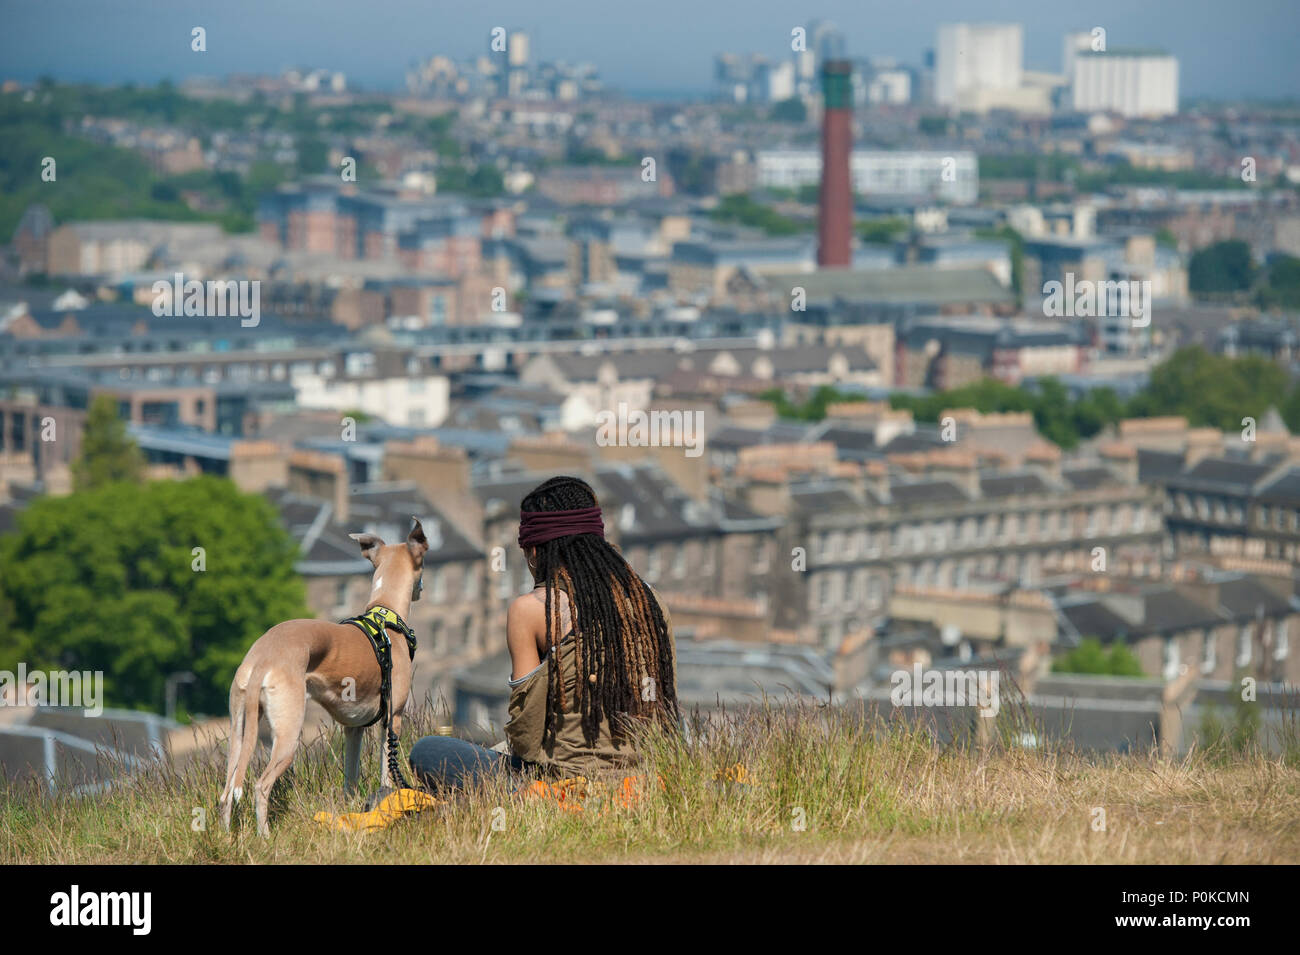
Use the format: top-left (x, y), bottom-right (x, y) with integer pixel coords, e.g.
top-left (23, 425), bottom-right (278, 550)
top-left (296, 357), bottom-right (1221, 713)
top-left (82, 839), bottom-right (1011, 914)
top-left (412, 573), bottom-right (424, 602)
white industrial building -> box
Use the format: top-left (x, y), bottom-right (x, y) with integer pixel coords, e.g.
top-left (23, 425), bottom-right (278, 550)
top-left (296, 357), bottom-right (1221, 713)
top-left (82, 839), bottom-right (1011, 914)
top-left (1071, 50), bottom-right (1179, 118)
top-left (755, 150), bottom-right (978, 204)
top-left (934, 23), bottom-right (1023, 108)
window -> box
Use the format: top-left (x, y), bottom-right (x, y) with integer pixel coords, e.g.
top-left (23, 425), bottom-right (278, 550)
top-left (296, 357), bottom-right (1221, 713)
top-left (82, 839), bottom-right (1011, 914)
top-left (672, 543), bottom-right (686, 578)
top-left (335, 579), bottom-right (349, 610)
top-left (1236, 626), bottom-right (1253, 668)
top-left (1201, 630), bottom-right (1217, 674)
top-left (431, 567), bottom-right (446, 602)
top-left (1163, 637), bottom-right (1181, 681)
top-left (868, 577), bottom-right (883, 608)
top-left (496, 564), bottom-right (512, 599)
top-left (646, 548), bottom-right (661, 581)
top-left (1275, 620), bottom-right (1290, 661)
top-left (462, 566), bottom-right (479, 601)
top-left (818, 574), bottom-right (833, 606)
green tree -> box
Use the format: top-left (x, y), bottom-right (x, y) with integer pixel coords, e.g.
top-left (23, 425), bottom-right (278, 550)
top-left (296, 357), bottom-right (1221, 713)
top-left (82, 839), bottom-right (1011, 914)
top-left (0, 476), bottom-right (309, 715)
top-left (918, 116), bottom-right (950, 136)
top-left (1189, 239), bottom-right (1256, 296)
top-left (1052, 638), bottom-right (1145, 676)
top-left (712, 193), bottom-right (806, 236)
top-left (857, 217), bottom-right (908, 245)
top-left (72, 394), bottom-right (144, 491)
top-left (1256, 255), bottom-right (1300, 310)
top-left (1127, 346), bottom-right (1287, 430)
top-left (770, 97), bottom-right (807, 123)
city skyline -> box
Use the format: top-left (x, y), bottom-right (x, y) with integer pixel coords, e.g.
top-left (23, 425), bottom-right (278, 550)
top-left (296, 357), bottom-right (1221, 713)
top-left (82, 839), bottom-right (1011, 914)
top-left (1, 0), bottom-right (1297, 101)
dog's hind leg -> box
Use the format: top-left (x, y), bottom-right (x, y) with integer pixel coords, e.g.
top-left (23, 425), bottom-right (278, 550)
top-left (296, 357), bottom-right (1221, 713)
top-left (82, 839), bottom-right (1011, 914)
top-left (253, 675), bottom-right (306, 837)
top-left (219, 666), bottom-right (264, 831)
top-left (343, 725), bottom-right (363, 797)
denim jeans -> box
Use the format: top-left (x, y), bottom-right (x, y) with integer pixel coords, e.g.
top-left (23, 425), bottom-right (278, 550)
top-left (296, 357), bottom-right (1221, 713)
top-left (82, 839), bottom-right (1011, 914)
top-left (407, 735), bottom-right (532, 795)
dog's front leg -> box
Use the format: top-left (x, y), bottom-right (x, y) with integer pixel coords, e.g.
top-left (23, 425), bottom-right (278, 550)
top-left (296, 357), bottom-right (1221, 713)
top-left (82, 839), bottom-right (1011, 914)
top-left (343, 725), bottom-right (364, 797)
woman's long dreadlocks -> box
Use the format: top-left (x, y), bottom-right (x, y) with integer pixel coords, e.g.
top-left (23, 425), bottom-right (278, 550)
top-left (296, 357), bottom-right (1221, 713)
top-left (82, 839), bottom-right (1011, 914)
top-left (521, 476), bottom-right (680, 751)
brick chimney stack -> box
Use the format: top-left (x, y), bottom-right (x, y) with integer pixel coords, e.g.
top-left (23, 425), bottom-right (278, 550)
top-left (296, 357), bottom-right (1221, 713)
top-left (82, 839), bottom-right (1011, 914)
top-left (817, 60), bottom-right (853, 268)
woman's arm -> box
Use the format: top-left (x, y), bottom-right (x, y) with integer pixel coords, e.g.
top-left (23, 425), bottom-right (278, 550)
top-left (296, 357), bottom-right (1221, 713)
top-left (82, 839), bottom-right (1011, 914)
top-left (506, 593), bottom-right (544, 681)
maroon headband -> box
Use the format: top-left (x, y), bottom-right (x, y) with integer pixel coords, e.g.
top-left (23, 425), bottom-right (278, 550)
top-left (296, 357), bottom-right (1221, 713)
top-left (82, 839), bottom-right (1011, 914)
top-left (518, 506), bottom-right (605, 548)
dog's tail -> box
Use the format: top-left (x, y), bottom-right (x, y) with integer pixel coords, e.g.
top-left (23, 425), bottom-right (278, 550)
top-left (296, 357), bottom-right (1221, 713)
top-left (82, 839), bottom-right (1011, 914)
top-left (221, 662), bottom-right (267, 808)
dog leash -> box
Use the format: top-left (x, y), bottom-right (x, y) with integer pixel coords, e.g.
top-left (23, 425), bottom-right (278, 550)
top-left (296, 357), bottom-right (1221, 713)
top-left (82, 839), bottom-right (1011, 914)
top-left (340, 606), bottom-right (417, 792)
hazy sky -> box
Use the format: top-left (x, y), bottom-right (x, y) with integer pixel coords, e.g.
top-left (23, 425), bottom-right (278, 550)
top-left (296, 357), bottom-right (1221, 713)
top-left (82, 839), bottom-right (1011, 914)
top-left (1, 0), bottom-right (1296, 100)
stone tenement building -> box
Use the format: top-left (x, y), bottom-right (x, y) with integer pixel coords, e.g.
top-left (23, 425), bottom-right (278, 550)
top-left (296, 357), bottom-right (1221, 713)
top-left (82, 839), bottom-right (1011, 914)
top-left (1120, 416), bottom-right (1300, 563)
top-left (734, 442), bottom-right (1165, 650)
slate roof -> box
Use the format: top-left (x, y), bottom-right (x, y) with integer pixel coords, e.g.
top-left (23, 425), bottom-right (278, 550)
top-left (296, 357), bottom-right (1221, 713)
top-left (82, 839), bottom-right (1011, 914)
top-left (1255, 467), bottom-right (1300, 505)
top-left (1061, 465), bottom-right (1119, 491)
top-left (266, 483), bottom-right (483, 573)
top-left (764, 265), bottom-right (1014, 306)
top-left (980, 471), bottom-right (1053, 498)
top-left (1167, 457), bottom-right (1273, 493)
top-left (1215, 576), bottom-right (1295, 620)
top-left (790, 484), bottom-right (864, 517)
top-left (890, 479), bottom-right (967, 505)
top-left (1137, 449), bottom-right (1186, 484)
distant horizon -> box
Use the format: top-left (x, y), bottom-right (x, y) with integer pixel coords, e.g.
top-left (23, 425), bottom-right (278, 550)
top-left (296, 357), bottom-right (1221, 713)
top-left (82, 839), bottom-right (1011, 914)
top-left (1, 0), bottom-right (1297, 101)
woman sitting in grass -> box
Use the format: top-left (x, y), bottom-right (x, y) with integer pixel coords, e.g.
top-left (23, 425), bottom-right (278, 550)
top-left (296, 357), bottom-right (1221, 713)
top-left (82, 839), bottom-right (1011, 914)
top-left (408, 475), bottom-right (680, 793)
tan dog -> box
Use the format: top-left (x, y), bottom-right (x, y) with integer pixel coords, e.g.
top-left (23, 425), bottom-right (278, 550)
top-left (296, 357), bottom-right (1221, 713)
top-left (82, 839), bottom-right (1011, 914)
top-left (219, 519), bottom-right (428, 835)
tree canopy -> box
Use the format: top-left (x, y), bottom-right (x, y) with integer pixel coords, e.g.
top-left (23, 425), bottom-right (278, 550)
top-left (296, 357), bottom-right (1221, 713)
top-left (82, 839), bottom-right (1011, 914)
top-left (762, 347), bottom-right (1300, 448)
top-left (72, 394), bottom-right (144, 491)
top-left (0, 476), bottom-right (309, 716)
top-left (1051, 637), bottom-right (1145, 677)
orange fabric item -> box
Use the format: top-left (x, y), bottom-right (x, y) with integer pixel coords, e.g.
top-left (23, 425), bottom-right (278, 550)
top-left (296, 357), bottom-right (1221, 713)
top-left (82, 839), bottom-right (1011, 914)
top-left (313, 764), bottom-right (755, 830)
top-left (313, 787), bottom-right (443, 831)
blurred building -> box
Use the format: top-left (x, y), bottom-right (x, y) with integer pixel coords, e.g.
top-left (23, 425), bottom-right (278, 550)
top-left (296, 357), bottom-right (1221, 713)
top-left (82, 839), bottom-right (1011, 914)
top-left (1071, 49), bottom-right (1179, 118)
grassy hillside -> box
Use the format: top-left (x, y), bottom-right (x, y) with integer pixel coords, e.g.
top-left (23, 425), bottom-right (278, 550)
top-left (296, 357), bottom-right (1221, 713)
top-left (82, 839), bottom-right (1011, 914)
top-left (3, 702), bottom-right (1298, 864)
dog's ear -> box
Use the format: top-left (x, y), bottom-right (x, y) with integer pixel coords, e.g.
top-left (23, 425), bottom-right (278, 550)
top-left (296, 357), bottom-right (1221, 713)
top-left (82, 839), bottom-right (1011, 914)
top-left (349, 532), bottom-right (385, 567)
top-left (407, 516), bottom-right (429, 563)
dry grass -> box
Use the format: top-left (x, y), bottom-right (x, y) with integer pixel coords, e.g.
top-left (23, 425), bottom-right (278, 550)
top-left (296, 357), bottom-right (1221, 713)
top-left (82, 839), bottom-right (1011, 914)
top-left (3, 701), bottom-right (1298, 864)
